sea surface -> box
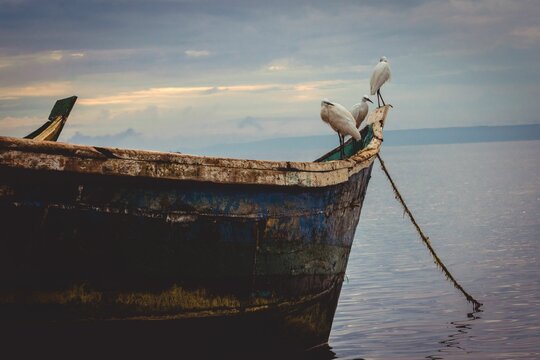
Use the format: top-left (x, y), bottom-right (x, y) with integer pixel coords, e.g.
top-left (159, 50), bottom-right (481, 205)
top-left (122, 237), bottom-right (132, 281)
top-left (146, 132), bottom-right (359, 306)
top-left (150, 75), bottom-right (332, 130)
top-left (327, 140), bottom-right (540, 359)
top-left (4, 140), bottom-right (538, 359)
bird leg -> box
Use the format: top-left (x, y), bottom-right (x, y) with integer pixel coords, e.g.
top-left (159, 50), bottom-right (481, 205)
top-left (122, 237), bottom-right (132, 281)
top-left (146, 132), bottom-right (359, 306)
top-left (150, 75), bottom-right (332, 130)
top-left (378, 90), bottom-right (386, 107)
top-left (339, 134), bottom-right (345, 159)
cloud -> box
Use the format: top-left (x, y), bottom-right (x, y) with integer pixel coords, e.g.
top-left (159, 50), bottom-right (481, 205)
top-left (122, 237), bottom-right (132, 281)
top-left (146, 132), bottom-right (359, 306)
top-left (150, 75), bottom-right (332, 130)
top-left (0, 0), bottom-right (539, 149)
top-left (267, 65), bottom-right (286, 71)
top-left (185, 49), bottom-right (211, 58)
top-left (0, 81), bottom-right (73, 99)
top-left (0, 50), bottom-right (87, 67)
top-left (78, 86), bottom-right (216, 105)
top-left (0, 0), bottom-right (25, 5)
top-left (237, 116), bottom-right (263, 130)
top-left (0, 115), bottom-right (43, 134)
top-left (266, 59), bottom-right (290, 72)
top-left (511, 26), bottom-right (540, 48)
top-left (68, 128), bottom-right (143, 148)
top-left (77, 82), bottom-right (333, 106)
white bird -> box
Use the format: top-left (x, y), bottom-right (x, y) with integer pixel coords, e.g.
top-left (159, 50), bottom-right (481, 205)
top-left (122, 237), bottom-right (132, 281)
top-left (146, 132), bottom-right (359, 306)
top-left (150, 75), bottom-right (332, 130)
top-left (350, 95), bottom-right (374, 130)
top-left (320, 98), bottom-right (361, 159)
top-left (370, 56), bottom-right (391, 107)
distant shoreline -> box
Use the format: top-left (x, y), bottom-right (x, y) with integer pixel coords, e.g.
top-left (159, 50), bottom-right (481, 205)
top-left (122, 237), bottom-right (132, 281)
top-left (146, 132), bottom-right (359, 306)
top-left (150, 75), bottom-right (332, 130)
top-left (198, 124), bottom-right (540, 160)
top-left (381, 124), bottom-right (540, 146)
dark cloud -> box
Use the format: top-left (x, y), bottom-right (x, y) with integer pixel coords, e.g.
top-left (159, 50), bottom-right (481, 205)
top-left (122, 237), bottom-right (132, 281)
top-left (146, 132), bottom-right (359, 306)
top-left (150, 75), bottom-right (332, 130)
top-left (237, 116), bottom-right (263, 130)
top-left (2, 0), bottom-right (538, 79)
top-left (1, 0), bottom-right (539, 147)
top-left (68, 128), bottom-right (142, 148)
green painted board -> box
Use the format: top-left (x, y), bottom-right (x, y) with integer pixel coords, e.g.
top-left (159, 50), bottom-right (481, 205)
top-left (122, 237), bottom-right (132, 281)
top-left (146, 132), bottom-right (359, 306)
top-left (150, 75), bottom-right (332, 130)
top-left (314, 125), bottom-right (374, 162)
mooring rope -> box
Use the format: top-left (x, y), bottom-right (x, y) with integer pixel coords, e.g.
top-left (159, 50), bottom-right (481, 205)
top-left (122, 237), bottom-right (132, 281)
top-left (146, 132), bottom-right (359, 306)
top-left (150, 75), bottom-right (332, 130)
top-left (376, 153), bottom-right (482, 310)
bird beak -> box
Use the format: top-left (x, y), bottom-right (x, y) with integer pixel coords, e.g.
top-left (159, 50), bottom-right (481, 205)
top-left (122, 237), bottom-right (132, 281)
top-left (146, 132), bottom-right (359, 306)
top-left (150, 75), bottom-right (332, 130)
top-left (367, 98), bottom-right (373, 104)
top-left (322, 101), bottom-right (334, 106)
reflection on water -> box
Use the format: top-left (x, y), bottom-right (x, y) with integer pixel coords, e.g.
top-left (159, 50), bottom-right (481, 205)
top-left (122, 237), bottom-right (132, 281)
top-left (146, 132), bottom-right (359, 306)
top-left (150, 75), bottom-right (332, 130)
top-left (427, 310), bottom-right (482, 359)
top-left (330, 141), bottom-right (540, 359)
top-left (1, 321), bottom-right (342, 360)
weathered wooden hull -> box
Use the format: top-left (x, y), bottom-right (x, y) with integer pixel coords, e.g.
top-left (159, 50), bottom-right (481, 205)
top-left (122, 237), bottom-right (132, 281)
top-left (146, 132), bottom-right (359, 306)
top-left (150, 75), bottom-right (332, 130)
top-left (0, 106), bottom-right (389, 350)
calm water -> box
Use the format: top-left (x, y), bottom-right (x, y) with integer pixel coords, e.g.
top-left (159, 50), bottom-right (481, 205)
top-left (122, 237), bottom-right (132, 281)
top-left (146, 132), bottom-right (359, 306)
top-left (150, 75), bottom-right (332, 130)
top-left (4, 140), bottom-right (539, 359)
top-left (329, 140), bottom-right (540, 359)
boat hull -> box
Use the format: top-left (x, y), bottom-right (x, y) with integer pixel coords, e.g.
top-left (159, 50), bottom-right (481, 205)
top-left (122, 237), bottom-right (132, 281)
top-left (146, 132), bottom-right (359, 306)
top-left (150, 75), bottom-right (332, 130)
top-left (0, 161), bottom-right (374, 349)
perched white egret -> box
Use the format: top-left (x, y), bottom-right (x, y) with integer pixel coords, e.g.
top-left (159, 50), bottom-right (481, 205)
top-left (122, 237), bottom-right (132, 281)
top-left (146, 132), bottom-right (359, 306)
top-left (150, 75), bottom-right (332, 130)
top-left (370, 56), bottom-right (391, 107)
top-left (350, 95), bottom-right (374, 129)
top-left (320, 98), bottom-right (361, 159)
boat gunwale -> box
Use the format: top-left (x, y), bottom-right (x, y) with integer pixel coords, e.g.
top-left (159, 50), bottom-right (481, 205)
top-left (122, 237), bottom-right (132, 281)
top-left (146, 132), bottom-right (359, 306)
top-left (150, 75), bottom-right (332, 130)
top-left (0, 106), bottom-right (389, 187)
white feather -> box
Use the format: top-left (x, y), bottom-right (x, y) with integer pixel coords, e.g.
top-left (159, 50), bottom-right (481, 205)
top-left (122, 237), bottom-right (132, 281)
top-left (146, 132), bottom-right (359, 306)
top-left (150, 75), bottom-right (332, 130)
top-left (320, 99), bottom-right (361, 141)
top-left (349, 96), bottom-right (371, 129)
top-left (370, 57), bottom-right (391, 95)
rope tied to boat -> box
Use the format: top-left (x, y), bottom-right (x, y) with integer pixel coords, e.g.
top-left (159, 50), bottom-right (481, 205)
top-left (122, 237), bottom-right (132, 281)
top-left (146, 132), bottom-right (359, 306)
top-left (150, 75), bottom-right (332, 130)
top-left (376, 153), bottom-right (482, 311)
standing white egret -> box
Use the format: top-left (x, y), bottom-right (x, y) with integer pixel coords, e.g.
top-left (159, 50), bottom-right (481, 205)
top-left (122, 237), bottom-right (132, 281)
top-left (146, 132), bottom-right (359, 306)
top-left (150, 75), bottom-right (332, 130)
top-left (350, 95), bottom-right (374, 129)
top-left (370, 56), bottom-right (391, 107)
top-left (320, 99), bottom-right (361, 159)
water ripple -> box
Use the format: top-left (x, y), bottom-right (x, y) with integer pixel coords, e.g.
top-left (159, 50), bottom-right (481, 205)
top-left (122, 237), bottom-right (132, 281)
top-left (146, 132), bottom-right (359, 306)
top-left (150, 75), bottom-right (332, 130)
top-left (329, 141), bottom-right (540, 359)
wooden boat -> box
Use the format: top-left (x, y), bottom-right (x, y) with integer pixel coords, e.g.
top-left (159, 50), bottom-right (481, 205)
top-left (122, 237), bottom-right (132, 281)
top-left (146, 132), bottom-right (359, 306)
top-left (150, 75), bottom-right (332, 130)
top-left (0, 105), bottom-right (390, 351)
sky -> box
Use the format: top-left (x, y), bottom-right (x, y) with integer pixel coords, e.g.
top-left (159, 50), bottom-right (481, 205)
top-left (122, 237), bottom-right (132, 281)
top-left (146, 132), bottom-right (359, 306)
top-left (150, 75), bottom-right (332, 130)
top-left (0, 0), bottom-right (539, 151)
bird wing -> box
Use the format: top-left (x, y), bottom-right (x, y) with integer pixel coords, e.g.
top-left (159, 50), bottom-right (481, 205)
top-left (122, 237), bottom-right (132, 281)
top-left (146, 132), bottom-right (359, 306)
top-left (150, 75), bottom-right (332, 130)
top-left (358, 103), bottom-right (369, 129)
top-left (320, 106), bottom-right (330, 124)
top-left (370, 62), bottom-right (391, 95)
top-left (350, 103), bottom-right (368, 129)
top-left (320, 105), bottom-right (339, 132)
top-left (350, 103), bottom-right (361, 124)
top-left (331, 103), bottom-right (361, 141)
